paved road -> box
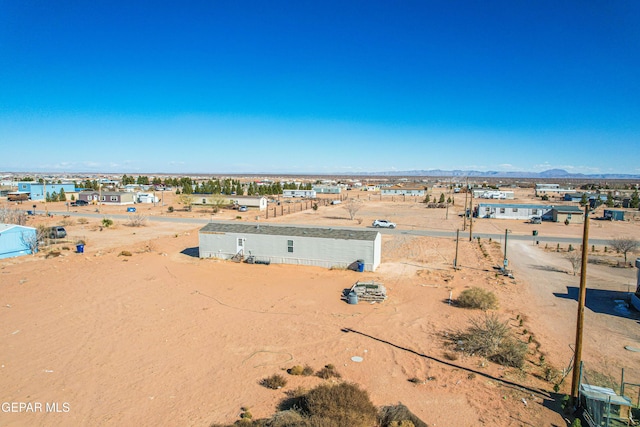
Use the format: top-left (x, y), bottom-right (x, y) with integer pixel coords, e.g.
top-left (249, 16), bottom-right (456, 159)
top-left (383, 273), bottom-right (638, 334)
top-left (45, 209), bottom-right (611, 246)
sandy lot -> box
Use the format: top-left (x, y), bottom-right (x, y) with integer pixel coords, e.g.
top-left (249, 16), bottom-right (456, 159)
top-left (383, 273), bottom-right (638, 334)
top-left (1, 191), bottom-right (639, 426)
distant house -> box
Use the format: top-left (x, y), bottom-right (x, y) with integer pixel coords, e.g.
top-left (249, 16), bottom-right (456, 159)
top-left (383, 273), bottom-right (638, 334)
top-left (199, 223), bottom-right (381, 271)
top-left (282, 189), bottom-right (317, 198)
top-left (137, 193), bottom-right (159, 204)
top-left (312, 185), bottom-right (342, 194)
top-left (17, 182), bottom-right (76, 201)
top-left (552, 206), bottom-right (584, 224)
top-left (380, 186), bottom-right (425, 197)
top-left (472, 189), bottom-right (515, 200)
top-left (229, 196), bottom-right (268, 211)
top-left (77, 191), bottom-right (136, 205)
top-left (0, 224), bottom-right (37, 259)
top-left (477, 203), bottom-right (553, 220)
top-left (535, 183), bottom-right (577, 197)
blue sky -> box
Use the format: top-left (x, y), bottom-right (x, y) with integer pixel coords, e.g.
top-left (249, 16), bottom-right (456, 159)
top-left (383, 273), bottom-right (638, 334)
top-left (1, 1), bottom-right (639, 175)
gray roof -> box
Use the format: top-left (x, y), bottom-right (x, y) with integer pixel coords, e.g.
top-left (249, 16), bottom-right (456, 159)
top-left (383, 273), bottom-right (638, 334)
top-left (552, 206), bottom-right (584, 213)
top-left (200, 222), bottom-right (379, 241)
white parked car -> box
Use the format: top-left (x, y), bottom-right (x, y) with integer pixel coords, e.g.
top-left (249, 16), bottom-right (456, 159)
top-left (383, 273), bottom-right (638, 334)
top-left (372, 219), bottom-right (396, 229)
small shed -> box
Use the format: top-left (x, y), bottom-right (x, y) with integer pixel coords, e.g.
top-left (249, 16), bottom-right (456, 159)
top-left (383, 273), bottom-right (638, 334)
top-left (552, 206), bottom-right (585, 224)
top-left (604, 209), bottom-right (625, 221)
top-left (199, 223), bottom-right (381, 271)
top-left (0, 224), bottom-right (37, 259)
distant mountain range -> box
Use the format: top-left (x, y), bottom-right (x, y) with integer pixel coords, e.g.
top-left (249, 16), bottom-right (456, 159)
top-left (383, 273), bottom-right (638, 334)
top-left (354, 169), bottom-right (640, 180)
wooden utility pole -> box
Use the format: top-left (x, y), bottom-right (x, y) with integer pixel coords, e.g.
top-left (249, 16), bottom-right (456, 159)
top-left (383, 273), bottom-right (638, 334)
top-left (454, 229), bottom-right (460, 269)
top-left (463, 178), bottom-right (468, 231)
top-left (571, 204), bottom-right (591, 403)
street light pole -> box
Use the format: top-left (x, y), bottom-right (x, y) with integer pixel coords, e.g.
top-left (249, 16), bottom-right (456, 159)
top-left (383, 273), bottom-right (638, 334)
top-left (503, 229), bottom-right (509, 268)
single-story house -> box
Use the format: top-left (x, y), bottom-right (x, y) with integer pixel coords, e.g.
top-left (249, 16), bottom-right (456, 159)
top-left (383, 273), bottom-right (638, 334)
top-left (472, 190), bottom-right (515, 199)
top-left (312, 185), bottom-right (342, 194)
top-left (199, 223), bottom-right (381, 271)
top-left (535, 183), bottom-right (577, 197)
top-left (282, 189), bottom-right (317, 198)
top-left (77, 191), bottom-right (136, 205)
top-left (477, 203), bottom-right (552, 220)
top-left (552, 206), bottom-right (585, 224)
top-left (137, 193), bottom-right (159, 204)
top-left (380, 186), bottom-right (426, 197)
top-left (0, 224), bottom-right (37, 259)
top-left (229, 196), bottom-right (268, 211)
top-left (17, 182), bottom-right (77, 201)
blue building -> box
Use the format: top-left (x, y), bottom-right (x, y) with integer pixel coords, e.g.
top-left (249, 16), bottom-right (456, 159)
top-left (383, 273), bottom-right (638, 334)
top-left (17, 182), bottom-right (77, 201)
top-left (0, 224), bottom-right (37, 259)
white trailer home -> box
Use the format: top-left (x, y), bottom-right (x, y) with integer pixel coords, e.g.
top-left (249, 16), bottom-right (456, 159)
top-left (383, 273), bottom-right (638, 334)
top-left (199, 223), bottom-right (381, 271)
top-left (282, 189), bottom-right (317, 198)
top-left (477, 203), bottom-right (553, 220)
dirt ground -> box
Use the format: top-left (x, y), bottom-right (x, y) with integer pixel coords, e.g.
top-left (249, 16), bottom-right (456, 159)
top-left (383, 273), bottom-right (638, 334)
top-left (1, 190), bottom-right (640, 426)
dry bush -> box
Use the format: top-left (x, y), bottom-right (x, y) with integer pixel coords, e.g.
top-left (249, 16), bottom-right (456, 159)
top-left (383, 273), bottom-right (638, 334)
top-left (118, 250), bottom-right (132, 257)
top-left (288, 365), bottom-right (304, 375)
top-left (302, 365), bottom-right (314, 376)
top-left (260, 374), bottom-right (287, 390)
top-left (77, 217), bottom-right (89, 224)
top-left (0, 206), bottom-right (26, 225)
top-left (378, 404), bottom-right (429, 427)
top-left (457, 287), bottom-right (498, 311)
top-left (125, 213), bottom-right (147, 227)
top-left (454, 313), bottom-right (527, 368)
top-left (60, 217), bottom-right (75, 226)
top-left (316, 364), bottom-right (341, 380)
top-left (300, 383), bottom-right (378, 426)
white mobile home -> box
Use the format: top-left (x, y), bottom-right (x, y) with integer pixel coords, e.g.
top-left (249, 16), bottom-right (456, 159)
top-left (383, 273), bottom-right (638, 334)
top-left (282, 189), bottom-right (317, 198)
top-left (380, 186), bottom-right (425, 196)
top-left (229, 196), bottom-right (268, 211)
top-left (477, 203), bottom-right (552, 220)
top-left (199, 223), bottom-right (381, 271)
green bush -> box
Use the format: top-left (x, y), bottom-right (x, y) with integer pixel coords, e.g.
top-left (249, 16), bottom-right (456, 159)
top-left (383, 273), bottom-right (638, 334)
top-left (457, 287), bottom-right (498, 311)
top-left (102, 218), bottom-right (113, 228)
top-left (260, 374), bottom-right (287, 390)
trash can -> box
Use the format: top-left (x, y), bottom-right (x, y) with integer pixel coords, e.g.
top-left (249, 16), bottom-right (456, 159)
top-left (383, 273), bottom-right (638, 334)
top-left (348, 292), bottom-right (358, 305)
top-left (532, 230), bottom-right (538, 236)
top-left (357, 259), bottom-right (365, 272)
top-left (76, 244), bottom-right (85, 253)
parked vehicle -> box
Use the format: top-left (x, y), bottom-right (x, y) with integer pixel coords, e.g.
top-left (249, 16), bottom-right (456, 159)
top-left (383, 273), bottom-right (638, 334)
top-left (372, 219), bottom-right (396, 228)
top-left (530, 216), bottom-right (542, 224)
top-left (71, 200), bottom-right (88, 206)
top-left (238, 206), bottom-right (248, 212)
top-left (49, 226), bottom-right (67, 239)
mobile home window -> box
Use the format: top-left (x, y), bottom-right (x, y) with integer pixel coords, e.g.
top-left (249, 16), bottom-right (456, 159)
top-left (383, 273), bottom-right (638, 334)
top-left (110, 196), bottom-right (118, 201)
top-left (500, 208), bottom-right (505, 214)
top-left (287, 240), bottom-right (294, 253)
top-left (237, 238), bottom-right (243, 248)
top-left (485, 207), bottom-right (490, 212)
top-left (532, 209), bottom-right (538, 215)
top-left (512, 208), bottom-right (518, 212)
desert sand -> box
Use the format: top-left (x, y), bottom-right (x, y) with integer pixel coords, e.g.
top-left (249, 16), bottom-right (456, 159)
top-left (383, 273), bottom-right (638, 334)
top-left (1, 190), bottom-right (639, 426)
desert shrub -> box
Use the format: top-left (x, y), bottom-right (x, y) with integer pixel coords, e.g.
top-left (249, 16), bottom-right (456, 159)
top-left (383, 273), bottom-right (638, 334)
top-left (236, 216), bottom-right (242, 220)
top-left (316, 364), bottom-right (341, 380)
top-left (408, 377), bottom-right (423, 384)
top-left (102, 218), bottom-right (113, 228)
top-left (167, 206), bottom-right (174, 213)
top-left (302, 365), bottom-right (314, 376)
top-left (269, 410), bottom-right (307, 427)
top-left (454, 313), bottom-right (527, 368)
top-left (77, 217), bottom-right (89, 224)
top-left (118, 250), bottom-right (132, 257)
top-left (443, 351), bottom-right (459, 361)
top-left (288, 365), bottom-right (304, 376)
top-left (300, 383), bottom-right (378, 426)
top-left (457, 287), bottom-right (498, 311)
top-left (378, 404), bottom-right (428, 427)
top-left (125, 214), bottom-right (147, 227)
top-left (261, 374), bottom-right (287, 390)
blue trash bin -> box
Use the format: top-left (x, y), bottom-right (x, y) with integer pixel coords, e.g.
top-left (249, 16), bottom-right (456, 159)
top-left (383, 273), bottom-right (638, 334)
top-left (76, 244), bottom-right (85, 253)
top-left (357, 262), bottom-right (364, 272)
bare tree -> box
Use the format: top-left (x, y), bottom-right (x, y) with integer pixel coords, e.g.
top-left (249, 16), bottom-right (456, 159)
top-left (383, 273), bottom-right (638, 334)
top-left (608, 237), bottom-right (639, 264)
top-left (125, 213), bottom-right (148, 227)
top-left (565, 251), bottom-right (582, 276)
top-left (0, 206), bottom-right (26, 225)
top-left (177, 193), bottom-right (193, 211)
top-left (20, 227), bottom-right (46, 255)
top-left (342, 198), bottom-right (363, 220)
